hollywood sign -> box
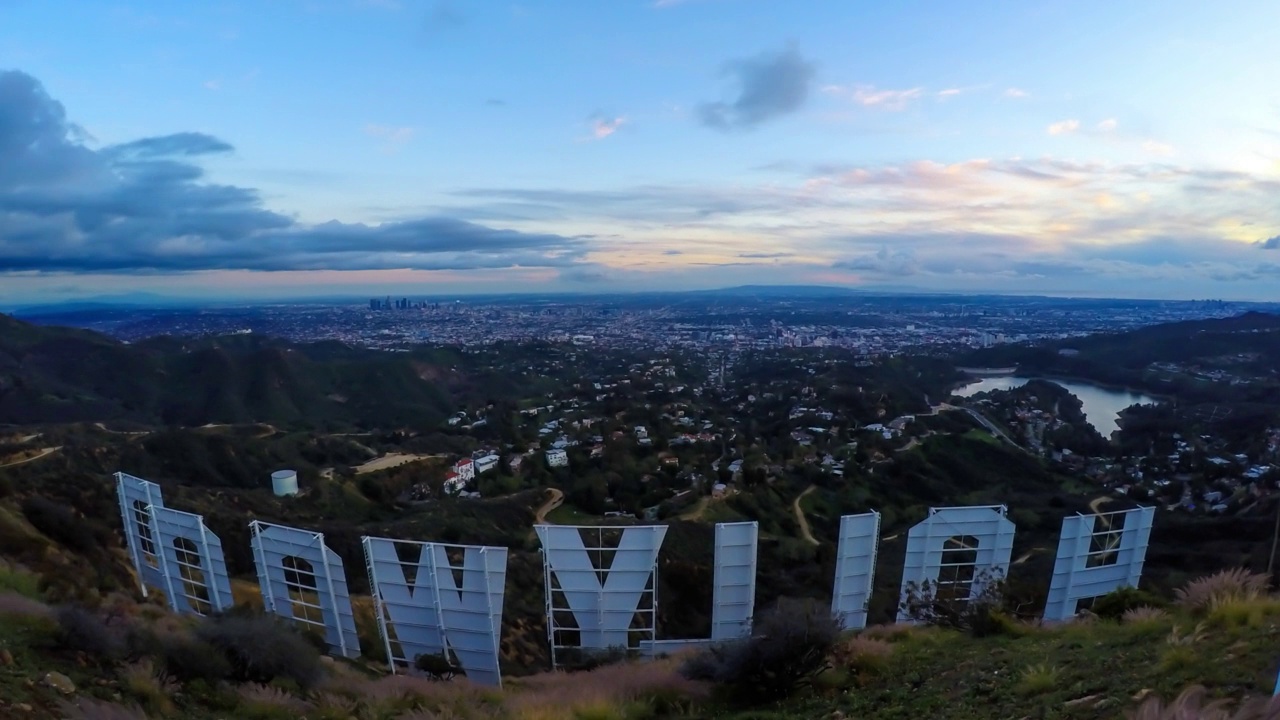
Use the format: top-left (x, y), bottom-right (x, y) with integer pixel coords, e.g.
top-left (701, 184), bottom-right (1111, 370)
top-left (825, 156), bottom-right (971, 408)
top-left (115, 472), bottom-right (1154, 686)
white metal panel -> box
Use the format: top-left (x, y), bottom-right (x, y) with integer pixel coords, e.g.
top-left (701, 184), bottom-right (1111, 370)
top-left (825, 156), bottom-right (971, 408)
top-left (1043, 506), bottom-right (1155, 621)
top-left (115, 472), bottom-right (166, 597)
top-left (148, 506), bottom-right (235, 616)
top-left (711, 521), bottom-right (757, 640)
top-left (832, 511), bottom-right (880, 630)
top-left (250, 521), bottom-right (361, 658)
top-left (535, 525), bottom-right (666, 667)
top-left (362, 536), bottom-right (508, 687)
top-left (896, 505), bottom-right (1016, 623)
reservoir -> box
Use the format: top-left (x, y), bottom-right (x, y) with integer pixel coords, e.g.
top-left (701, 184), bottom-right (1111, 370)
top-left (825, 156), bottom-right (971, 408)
top-left (952, 376), bottom-right (1162, 437)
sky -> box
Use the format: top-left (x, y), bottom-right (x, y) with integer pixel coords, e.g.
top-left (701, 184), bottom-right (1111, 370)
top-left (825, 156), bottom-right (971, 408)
top-left (1, 0), bottom-right (1279, 304)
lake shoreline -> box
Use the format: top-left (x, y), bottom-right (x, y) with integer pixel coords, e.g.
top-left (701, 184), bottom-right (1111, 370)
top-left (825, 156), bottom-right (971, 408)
top-left (950, 374), bottom-right (1167, 437)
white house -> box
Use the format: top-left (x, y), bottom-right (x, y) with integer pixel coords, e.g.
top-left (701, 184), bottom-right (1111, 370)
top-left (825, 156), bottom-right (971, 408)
top-left (443, 471), bottom-right (466, 495)
top-left (475, 454), bottom-right (500, 474)
top-left (546, 449), bottom-right (569, 468)
top-left (454, 458), bottom-right (476, 482)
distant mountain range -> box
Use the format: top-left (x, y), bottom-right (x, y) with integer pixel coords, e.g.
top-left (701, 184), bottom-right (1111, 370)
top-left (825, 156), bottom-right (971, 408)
top-left (0, 314), bottom-right (480, 428)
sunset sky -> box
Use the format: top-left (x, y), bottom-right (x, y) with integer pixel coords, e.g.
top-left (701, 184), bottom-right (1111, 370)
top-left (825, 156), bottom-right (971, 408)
top-left (2, 0), bottom-right (1278, 303)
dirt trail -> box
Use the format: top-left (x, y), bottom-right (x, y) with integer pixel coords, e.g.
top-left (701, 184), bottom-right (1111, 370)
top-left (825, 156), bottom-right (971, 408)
top-left (533, 488), bottom-right (565, 525)
top-left (793, 485), bottom-right (819, 546)
top-left (353, 453), bottom-right (442, 475)
top-left (0, 446), bottom-right (61, 468)
top-left (94, 423), bottom-right (149, 436)
top-left (679, 495), bottom-right (711, 521)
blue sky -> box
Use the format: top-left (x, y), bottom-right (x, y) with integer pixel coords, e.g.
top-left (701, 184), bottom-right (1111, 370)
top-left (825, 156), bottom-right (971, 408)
top-left (1, 0), bottom-right (1278, 303)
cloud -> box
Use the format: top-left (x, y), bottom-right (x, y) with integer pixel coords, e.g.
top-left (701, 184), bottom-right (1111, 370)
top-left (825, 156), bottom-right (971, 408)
top-left (1260, 236), bottom-right (1279, 249)
top-left (834, 246), bottom-right (919, 276)
top-left (423, 1), bottom-right (464, 32)
top-left (824, 84), bottom-right (923, 111)
top-left (0, 70), bottom-right (583, 274)
top-left (106, 133), bottom-right (235, 158)
top-left (1004, 87), bottom-right (1029, 98)
top-left (1142, 139), bottom-right (1176, 156)
top-left (1047, 119), bottom-right (1080, 136)
top-left (1097, 118), bottom-right (1118, 132)
top-left (484, 98), bottom-right (506, 107)
top-left (203, 79), bottom-right (221, 91)
top-left (589, 114), bottom-right (626, 140)
top-left (698, 46), bottom-right (815, 131)
top-left (363, 124), bottom-right (415, 152)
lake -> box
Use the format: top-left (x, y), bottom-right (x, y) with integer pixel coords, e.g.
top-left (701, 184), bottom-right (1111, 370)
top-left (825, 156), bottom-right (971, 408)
top-left (952, 376), bottom-right (1162, 437)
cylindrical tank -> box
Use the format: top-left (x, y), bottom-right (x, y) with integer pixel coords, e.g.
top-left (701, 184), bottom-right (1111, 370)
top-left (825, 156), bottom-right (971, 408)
top-left (271, 469), bottom-right (299, 497)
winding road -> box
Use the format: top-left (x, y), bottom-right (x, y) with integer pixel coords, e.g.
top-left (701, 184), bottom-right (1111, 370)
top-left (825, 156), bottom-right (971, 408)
top-left (0, 446), bottom-right (61, 468)
top-left (793, 485), bottom-right (819, 546)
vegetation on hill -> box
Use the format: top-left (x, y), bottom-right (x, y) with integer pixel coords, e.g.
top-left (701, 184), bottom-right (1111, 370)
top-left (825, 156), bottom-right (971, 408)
top-left (3, 560), bottom-right (1280, 719)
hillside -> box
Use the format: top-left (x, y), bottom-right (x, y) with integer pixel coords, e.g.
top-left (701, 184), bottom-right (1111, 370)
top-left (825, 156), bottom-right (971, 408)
top-left (0, 313), bottom-right (469, 429)
top-left (3, 560), bottom-right (1280, 719)
top-left (961, 311), bottom-right (1280, 404)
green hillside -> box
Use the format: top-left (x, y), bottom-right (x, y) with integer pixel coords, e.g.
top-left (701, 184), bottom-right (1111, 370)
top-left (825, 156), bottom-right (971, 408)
top-left (0, 314), bottom-right (464, 429)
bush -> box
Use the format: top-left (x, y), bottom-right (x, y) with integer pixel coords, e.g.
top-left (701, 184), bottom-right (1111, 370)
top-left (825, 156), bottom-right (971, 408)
top-left (21, 496), bottom-right (97, 554)
top-left (1121, 606), bottom-right (1169, 625)
top-left (680, 597), bottom-right (840, 702)
top-left (898, 568), bottom-right (1009, 637)
top-left (0, 564), bottom-right (41, 599)
top-left (56, 605), bottom-right (126, 661)
top-left (1175, 568), bottom-right (1270, 614)
top-left (196, 614), bottom-right (324, 689)
top-left (1090, 586), bottom-right (1168, 620)
top-left (828, 635), bottom-right (893, 678)
top-left (158, 633), bottom-right (232, 684)
top-left (414, 652), bottom-right (462, 680)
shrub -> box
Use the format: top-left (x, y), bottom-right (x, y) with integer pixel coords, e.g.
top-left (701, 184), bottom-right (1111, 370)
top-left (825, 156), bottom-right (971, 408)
top-left (56, 605), bottom-right (126, 661)
top-left (898, 568), bottom-right (1009, 637)
top-left (1207, 596), bottom-right (1280, 629)
top-left (1174, 568), bottom-right (1269, 613)
top-left (0, 564), bottom-right (41, 599)
top-left (1016, 663), bottom-right (1060, 696)
top-left (196, 614), bottom-right (324, 689)
top-left (679, 597), bottom-right (840, 702)
top-left (156, 633), bottom-right (232, 684)
top-left (121, 660), bottom-right (176, 716)
top-left (414, 651), bottom-right (463, 680)
top-left (1091, 587), bottom-right (1168, 620)
top-left (828, 635), bottom-right (893, 677)
top-left (555, 645), bottom-right (639, 672)
top-left (20, 495), bottom-right (97, 554)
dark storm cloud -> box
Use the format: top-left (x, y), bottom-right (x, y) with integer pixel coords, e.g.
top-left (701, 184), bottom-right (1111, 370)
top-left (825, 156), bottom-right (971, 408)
top-left (698, 46), bottom-right (815, 131)
top-left (0, 70), bottom-right (582, 274)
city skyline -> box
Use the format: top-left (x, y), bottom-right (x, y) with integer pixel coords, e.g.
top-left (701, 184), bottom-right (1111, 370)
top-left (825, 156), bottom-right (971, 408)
top-left (2, 0), bottom-right (1279, 303)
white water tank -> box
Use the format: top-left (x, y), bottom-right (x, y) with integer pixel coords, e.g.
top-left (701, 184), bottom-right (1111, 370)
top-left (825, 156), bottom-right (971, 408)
top-left (271, 469), bottom-right (299, 497)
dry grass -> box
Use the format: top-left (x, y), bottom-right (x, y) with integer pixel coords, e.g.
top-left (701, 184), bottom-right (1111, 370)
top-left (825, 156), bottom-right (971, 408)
top-left (508, 657), bottom-right (709, 720)
top-left (57, 698), bottom-right (150, 720)
top-left (121, 659), bottom-right (176, 716)
top-left (1175, 569), bottom-right (1270, 613)
top-left (860, 623), bottom-right (917, 643)
top-left (237, 683), bottom-right (313, 719)
top-left (1130, 684), bottom-right (1280, 719)
top-left (1122, 606), bottom-right (1170, 624)
top-left (1207, 596), bottom-right (1280, 629)
top-left (829, 635), bottom-right (894, 677)
top-left (0, 590), bottom-right (52, 618)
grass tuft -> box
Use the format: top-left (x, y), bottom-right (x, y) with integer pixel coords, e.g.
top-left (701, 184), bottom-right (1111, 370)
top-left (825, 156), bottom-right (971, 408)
top-left (1174, 568), bottom-right (1269, 614)
top-left (1016, 662), bottom-right (1060, 696)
